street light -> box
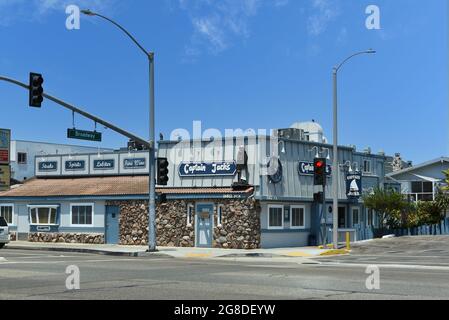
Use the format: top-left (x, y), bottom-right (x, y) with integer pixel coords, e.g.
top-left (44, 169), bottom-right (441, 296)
top-left (332, 49), bottom-right (376, 249)
top-left (82, 9), bottom-right (157, 252)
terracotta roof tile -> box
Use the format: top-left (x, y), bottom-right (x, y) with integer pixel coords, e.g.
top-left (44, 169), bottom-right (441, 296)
top-left (0, 176), bottom-right (253, 198)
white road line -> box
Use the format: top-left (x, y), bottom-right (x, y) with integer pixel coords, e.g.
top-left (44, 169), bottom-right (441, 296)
top-left (0, 257), bottom-right (7, 263)
top-left (0, 258), bottom-right (173, 265)
top-left (320, 262), bottom-right (449, 271)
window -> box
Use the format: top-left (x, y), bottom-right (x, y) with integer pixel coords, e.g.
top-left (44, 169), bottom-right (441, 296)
top-left (29, 206), bottom-right (58, 225)
top-left (268, 205), bottom-right (283, 229)
top-left (0, 205), bottom-right (13, 225)
top-left (0, 216), bottom-right (7, 227)
top-left (410, 181), bottom-right (434, 201)
top-left (217, 205), bottom-right (223, 226)
top-left (187, 204), bottom-right (194, 226)
top-left (352, 208), bottom-right (360, 226)
top-left (17, 152), bottom-right (27, 164)
top-left (363, 160), bottom-right (371, 173)
top-left (367, 209), bottom-right (373, 227)
top-left (71, 204), bottom-right (94, 226)
top-left (291, 206), bottom-right (305, 229)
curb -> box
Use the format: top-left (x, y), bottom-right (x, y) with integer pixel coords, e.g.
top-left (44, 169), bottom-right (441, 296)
top-left (5, 245), bottom-right (171, 258)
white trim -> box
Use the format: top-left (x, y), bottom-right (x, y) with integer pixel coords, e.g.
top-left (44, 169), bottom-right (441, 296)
top-left (363, 159), bottom-right (372, 174)
top-left (267, 205), bottom-right (284, 230)
top-left (0, 204), bottom-right (14, 226)
top-left (70, 203), bottom-right (95, 227)
top-left (187, 203), bottom-right (194, 227)
top-left (28, 206), bottom-right (59, 226)
top-left (217, 205), bottom-right (224, 227)
top-left (290, 205), bottom-right (306, 229)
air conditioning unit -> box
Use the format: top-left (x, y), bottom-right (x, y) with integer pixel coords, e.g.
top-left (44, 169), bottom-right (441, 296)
top-left (277, 128), bottom-right (305, 141)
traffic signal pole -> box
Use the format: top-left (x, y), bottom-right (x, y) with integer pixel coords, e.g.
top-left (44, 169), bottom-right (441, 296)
top-left (0, 74), bottom-right (150, 150)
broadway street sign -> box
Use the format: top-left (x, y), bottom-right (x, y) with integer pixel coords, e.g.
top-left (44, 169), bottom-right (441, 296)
top-left (67, 128), bottom-right (102, 142)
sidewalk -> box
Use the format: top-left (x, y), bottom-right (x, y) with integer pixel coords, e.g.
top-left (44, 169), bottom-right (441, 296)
top-left (5, 241), bottom-right (347, 259)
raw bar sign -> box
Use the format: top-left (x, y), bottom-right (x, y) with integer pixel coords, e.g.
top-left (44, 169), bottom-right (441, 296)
top-left (346, 172), bottom-right (362, 199)
top-left (179, 161), bottom-right (237, 177)
top-left (298, 161), bottom-right (332, 175)
top-left (124, 158), bottom-right (146, 169)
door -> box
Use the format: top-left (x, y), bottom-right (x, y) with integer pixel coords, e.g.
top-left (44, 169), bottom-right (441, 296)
top-left (105, 206), bottom-right (120, 244)
top-left (338, 207), bottom-right (346, 228)
top-left (195, 203), bottom-right (214, 248)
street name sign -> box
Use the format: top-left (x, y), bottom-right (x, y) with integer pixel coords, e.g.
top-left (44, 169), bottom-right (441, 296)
top-left (67, 128), bottom-right (102, 142)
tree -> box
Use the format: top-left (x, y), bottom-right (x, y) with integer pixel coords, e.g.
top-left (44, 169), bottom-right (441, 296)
top-left (362, 188), bottom-right (410, 230)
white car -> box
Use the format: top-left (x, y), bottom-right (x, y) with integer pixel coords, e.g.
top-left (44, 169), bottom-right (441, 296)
top-left (0, 216), bottom-right (9, 249)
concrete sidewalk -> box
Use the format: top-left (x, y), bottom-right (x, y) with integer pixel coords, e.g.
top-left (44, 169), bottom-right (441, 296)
top-left (4, 241), bottom-right (347, 259)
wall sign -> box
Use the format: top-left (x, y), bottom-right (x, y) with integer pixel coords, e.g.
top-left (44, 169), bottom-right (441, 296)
top-left (179, 161), bottom-right (237, 177)
top-left (65, 160), bottom-right (86, 171)
top-left (38, 161), bottom-right (58, 172)
top-left (299, 161), bottom-right (332, 176)
top-left (267, 158), bottom-right (283, 184)
top-left (346, 172), bottom-right (362, 199)
top-left (0, 129), bottom-right (10, 165)
top-left (93, 159), bottom-right (115, 170)
top-left (124, 158), bottom-right (146, 169)
top-left (0, 165), bottom-right (10, 191)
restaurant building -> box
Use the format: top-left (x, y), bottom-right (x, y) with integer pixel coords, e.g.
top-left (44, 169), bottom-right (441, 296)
top-left (0, 122), bottom-right (388, 248)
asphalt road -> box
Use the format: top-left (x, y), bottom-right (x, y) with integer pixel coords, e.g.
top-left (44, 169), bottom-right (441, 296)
top-left (1, 236), bottom-right (449, 300)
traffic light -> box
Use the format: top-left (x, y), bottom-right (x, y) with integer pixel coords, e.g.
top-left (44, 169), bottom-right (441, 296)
top-left (314, 158), bottom-right (326, 186)
top-left (157, 157), bottom-right (169, 186)
top-left (29, 73), bottom-right (44, 108)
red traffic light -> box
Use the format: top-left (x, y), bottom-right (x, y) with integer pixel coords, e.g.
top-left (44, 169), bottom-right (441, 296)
top-left (315, 160), bottom-right (324, 168)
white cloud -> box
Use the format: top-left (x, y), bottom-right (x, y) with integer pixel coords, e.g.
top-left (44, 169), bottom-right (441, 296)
top-left (307, 0), bottom-right (340, 36)
top-left (177, 0), bottom-right (288, 57)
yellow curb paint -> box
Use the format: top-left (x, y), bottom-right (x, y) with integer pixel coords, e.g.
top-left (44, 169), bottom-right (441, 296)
top-left (319, 249), bottom-right (349, 256)
top-left (285, 252), bottom-right (313, 257)
top-left (185, 253), bottom-right (212, 258)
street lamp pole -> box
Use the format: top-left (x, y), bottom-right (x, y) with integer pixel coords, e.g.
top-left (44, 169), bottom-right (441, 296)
top-left (82, 9), bottom-right (157, 252)
top-left (332, 49), bottom-right (376, 249)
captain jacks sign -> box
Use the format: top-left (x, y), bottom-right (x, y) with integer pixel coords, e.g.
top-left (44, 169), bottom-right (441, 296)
top-left (346, 172), bottom-right (362, 199)
top-left (179, 161), bottom-right (237, 177)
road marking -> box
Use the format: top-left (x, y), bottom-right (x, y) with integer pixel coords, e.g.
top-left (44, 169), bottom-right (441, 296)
top-left (320, 262), bottom-right (449, 271)
top-left (284, 252), bottom-right (313, 257)
top-left (0, 257), bottom-right (7, 263)
top-left (185, 253), bottom-right (212, 258)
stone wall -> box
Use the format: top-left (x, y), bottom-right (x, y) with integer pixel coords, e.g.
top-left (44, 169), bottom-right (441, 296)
top-left (213, 198), bottom-right (261, 249)
top-left (110, 197), bottom-right (261, 249)
top-left (28, 233), bottom-right (104, 244)
top-left (107, 201), bottom-right (149, 246)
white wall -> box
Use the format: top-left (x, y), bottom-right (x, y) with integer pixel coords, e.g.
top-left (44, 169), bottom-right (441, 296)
top-left (10, 141), bottom-right (113, 181)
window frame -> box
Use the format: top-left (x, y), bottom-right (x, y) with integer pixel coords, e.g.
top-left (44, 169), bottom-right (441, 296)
top-left (0, 204), bottom-right (14, 226)
top-left (290, 205), bottom-right (306, 229)
top-left (351, 207), bottom-right (360, 227)
top-left (363, 159), bottom-right (372, 174)
top-left (28, 205), bottom-right (59, 226)
top-left (17, 152), bottom-right (27, 165)
top-left (217, 205), bottom-right (224, 227)
top-left (267, 205), bottom-right (284, 230)
top-left (366, 208), bottom-right (373, 227)
top-left (187, 204), bottom-right (194, 226)
top-left (70, 203), bottom-right (95, 227)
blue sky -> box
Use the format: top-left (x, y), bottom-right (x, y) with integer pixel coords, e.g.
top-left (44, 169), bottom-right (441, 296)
top-left (0, 0), bottom-right (447, 164)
